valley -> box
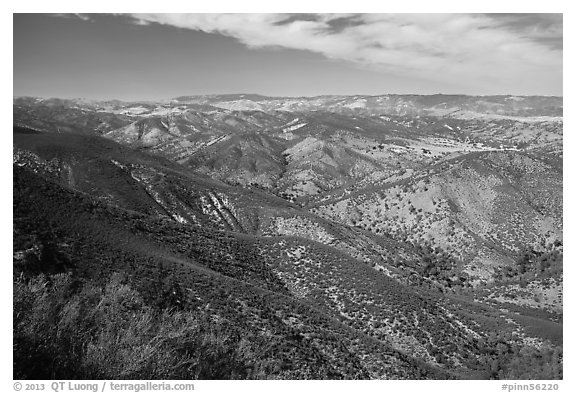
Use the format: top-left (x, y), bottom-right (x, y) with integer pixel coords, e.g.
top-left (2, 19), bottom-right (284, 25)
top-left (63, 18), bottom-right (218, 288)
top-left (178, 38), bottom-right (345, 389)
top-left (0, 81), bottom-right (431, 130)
top-left (13, 93), bottom-right (563, 380)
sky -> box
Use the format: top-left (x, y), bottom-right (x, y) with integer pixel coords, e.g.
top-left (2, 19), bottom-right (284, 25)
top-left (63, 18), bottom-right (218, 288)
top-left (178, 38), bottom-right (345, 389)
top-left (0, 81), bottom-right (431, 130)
top-left (13, 13), bottom-right (563, 100)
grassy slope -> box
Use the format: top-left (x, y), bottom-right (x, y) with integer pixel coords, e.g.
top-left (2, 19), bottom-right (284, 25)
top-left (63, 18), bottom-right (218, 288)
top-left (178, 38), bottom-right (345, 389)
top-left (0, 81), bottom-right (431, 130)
top-left (14, 161), bottom-right (453, 379)
top-left (13, 125), bottom-right (562, 380)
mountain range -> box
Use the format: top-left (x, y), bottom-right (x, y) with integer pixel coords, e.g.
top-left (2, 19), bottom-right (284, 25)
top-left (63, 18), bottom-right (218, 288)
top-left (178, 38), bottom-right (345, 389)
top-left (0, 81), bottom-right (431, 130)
top-left (13, 94), bottom-right (563, 379)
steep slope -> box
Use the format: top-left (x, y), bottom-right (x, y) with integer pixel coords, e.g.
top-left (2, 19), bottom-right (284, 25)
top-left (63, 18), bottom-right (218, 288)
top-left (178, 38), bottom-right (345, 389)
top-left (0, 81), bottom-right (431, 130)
top-left (311, 150), bottom-right (562, 284)
top-left (13, 147), bottom-right (561, 379)
top-left (13, 126), bottom-right (420, 273)
top-left (14, 152), bottom-right (459, 379)
top-left (12, 94), bottom-right (563, 380)
top-left (186, 132), bottom-right (288, 188)
top-left (13, 97), bottom-right (134, 134)
top-left (14, 126), bottom-right (292, 232)
top-left (14, 96), bottom-right (562, 197)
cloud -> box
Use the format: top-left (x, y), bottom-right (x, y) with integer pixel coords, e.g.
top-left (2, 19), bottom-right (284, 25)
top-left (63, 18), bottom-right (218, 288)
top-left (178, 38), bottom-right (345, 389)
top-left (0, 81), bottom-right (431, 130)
top-left (74, 13), bottom-right (92, 22)
top-left (486, 13), bottom-right (562, 50)
top-left (127, 13), bottom-right (562, 95)
top-left (50, 13), bottom-right (93, 22)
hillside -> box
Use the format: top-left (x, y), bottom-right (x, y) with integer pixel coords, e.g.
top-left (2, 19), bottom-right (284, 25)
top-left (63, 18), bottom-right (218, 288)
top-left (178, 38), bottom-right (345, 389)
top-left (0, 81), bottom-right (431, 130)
top-left (310, 150), bottom-right (562, 283)
top-left (13, 137), bottom-right (453, 379)
top-left (12, 94), bottom-right (563, 380)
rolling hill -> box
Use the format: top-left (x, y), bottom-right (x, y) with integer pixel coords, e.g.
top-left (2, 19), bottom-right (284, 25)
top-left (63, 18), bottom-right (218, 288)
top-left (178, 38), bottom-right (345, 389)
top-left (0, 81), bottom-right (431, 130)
top-left (12, 94), bottom-right (563, 380)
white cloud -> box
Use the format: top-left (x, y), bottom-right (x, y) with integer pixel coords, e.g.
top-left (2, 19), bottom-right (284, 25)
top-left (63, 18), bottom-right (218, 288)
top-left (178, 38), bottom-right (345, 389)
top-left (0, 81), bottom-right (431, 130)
top-left (74, 13), bottom-right (92, 22)
top-left (128, 13), bottom-right (562, 95)
top-left (50, 13), bottom-right (93, 22)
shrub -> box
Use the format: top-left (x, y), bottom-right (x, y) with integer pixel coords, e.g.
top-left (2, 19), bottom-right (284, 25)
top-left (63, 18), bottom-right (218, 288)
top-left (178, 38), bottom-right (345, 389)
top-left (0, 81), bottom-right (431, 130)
top-left (14, 273), bottom-right (280, 379)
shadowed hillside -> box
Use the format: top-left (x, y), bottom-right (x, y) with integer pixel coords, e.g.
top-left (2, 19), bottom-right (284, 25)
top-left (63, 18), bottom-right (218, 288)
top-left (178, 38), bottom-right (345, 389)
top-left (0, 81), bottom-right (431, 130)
top-left (13, 93), bottom-right (563, 380)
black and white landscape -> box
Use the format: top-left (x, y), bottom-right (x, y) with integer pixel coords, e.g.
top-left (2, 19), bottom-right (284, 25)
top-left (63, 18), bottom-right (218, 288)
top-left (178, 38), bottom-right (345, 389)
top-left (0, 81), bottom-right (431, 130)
top-left (13, 13), bottom-right (562, 380)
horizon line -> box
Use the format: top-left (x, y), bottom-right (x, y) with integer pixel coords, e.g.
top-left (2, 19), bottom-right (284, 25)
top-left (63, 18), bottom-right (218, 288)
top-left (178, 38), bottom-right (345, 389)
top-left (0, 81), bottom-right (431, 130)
top-left (13, 92), bottom-right (564, 102)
